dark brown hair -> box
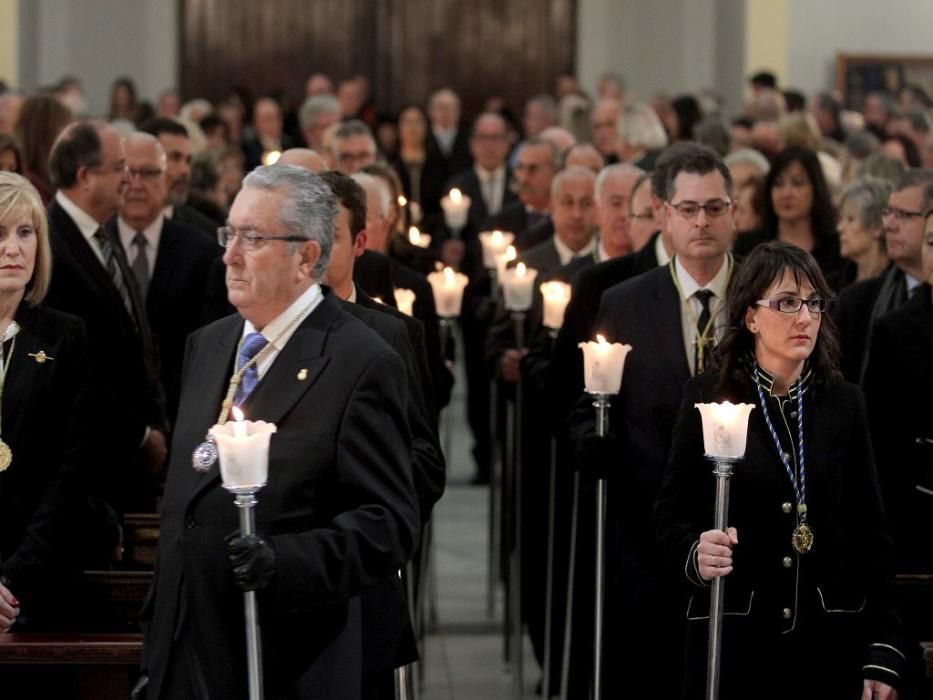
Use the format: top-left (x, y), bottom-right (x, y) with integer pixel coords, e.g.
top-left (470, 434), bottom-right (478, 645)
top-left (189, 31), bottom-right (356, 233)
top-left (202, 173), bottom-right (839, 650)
top-left (714, 241), bottom-right (842, 390)
top-left (14, 95), bottom-right (72, 183)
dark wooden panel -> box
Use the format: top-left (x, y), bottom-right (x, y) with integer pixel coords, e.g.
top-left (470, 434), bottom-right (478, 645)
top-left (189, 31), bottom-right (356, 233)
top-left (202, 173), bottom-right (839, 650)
top-left (181, 0), bottom-right (575, 121)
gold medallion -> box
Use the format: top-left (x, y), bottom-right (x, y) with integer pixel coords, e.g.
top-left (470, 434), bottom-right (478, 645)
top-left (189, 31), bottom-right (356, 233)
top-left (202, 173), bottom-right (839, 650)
top-left (0, 439), bottom-right (12, 471)
top-left (792, 523), bottom-right (813, 554)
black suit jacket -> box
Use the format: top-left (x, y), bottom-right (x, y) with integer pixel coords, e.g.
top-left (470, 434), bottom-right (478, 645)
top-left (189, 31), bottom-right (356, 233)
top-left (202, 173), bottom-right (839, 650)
top-left (863, 285), bottom-right (933, 573)
top-left (170, 203), bottom-right (219, 240)
top-left (428, 128), bottom-right (472, 175)
top-left (45, 201), bottom-right (166, 500)
top-left (0, 304), bottom-right (95, 628)
top-left (143, 292), bottom-right (419, 700)
top-left (546, 233), bottom-right (662, 425)
top-left (113, 217), bottom-right (221, 424)
top-left (487, 201), bottom-right (550, 249)
top-left (242, 135), bottom-right (295, 173)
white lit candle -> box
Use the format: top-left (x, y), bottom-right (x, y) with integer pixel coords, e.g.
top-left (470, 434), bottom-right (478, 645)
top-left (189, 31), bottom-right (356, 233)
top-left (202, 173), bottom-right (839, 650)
top-left (210, 407), bottom-right (278, 489)
top-left (694, 402), bottom-right (755, 459)
top-left (540, 280), bottom-right (572, 330)
top-left (397, 194), bottom-right (408, 208)
top-left (479, 230), bottom-right (515, 269)
top-left (427, 266), bottom-right (469, 318)
top-left (262, 150), bottom-right (281, 166)
top-left (578, 334), bottom-right (632, 395)
top-left (501, 262), bottom-right (538, 312)
top-left (408, 225), bottom-right (431, 249)
top-left (441, 187), bottom-right (471, 230)
top-left (495, 244), bottom-right (517, 284)
top-left (394, 287), bottom-right (416, 316)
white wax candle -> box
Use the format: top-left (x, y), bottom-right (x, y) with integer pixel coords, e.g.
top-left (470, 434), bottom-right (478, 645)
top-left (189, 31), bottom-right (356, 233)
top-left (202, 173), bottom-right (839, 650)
top-left (495, 244), bottom-right (517, 284)
top-left (578, 334), bottom-right (632, 395)
top-left (427, 266), bottom-right (469, 318)
top-left (408, 226), bottom-right (431, 249)
top-left (694, 402), bottom-right (755, 459)
top-left (210, 407), bottom-right (278, 489)
top-left (394, 287), bottom-right (416, 316)
top-left (501, 262), bottom-right (538, 312)
top-left (540, 280), bottom-right (572, 330)
top-left (479, 230), bottom-right (515, 269)
top-left (441, 188), bottom-right (471, 229)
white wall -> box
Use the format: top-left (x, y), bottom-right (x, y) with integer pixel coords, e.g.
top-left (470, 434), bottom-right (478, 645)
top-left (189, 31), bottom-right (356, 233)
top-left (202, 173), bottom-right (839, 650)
top-left (18, 0), bottom-right (178, 117)
top-left (785, 0), bottom-right (933, 97)
top-left (577, 0), bottom-right (746, 115)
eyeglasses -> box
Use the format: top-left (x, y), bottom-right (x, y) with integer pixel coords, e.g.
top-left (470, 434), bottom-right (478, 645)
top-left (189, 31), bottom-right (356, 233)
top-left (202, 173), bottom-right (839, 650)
top-left (881, 206), bottom-right (923, 221)
top-left (756, 296), bottom-right (829, 314)
top-left (668, 199), bottom-right (732, 220)
top-left (127, 167), bottom-right (164, 182)
top-left (217, 226), bottom-right (308, 252)
top-left (336, 150), bottom-right (376, 165)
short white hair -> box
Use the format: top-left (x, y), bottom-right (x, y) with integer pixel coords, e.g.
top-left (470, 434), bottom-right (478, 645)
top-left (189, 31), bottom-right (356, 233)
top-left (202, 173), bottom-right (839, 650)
top-left (619, 102), bottom-right (668, 151)
top-left (724, 148), bottom-right (770, 176)
top-left (351, 171), bottom-right (391, 218)
top-left (594, 163), bottom-right (644, 205)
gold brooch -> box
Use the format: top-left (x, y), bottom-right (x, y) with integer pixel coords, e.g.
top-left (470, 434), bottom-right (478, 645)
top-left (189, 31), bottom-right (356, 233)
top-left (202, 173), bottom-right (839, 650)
top-left (28, 351), bottom-right (54, 364)
top-left (297, 368), bottom-right (308, 381)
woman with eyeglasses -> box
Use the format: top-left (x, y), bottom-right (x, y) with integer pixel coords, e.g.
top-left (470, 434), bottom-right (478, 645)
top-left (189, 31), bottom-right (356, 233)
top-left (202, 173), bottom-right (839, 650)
top-left (733, 146), bottom-right (847, 290)
top-left (656, 242), bottom-right (905, 699)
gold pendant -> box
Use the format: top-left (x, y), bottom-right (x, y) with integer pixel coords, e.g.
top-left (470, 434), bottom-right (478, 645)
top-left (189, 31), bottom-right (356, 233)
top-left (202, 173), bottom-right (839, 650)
top-left (792, 523), bottom-right (813, 554)
top-left (0, 439), bottom-right (12, 471)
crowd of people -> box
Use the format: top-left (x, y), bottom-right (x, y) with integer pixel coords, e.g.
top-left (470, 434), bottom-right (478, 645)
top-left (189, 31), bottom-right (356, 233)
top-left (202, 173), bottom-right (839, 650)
top-left (0, 66), bottom-right (930, 699)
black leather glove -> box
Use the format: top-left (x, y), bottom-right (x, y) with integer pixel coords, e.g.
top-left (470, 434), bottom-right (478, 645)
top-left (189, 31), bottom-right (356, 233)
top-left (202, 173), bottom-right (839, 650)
top-left (575, 432), bottom-right (620, 480)
top-left (225, 532), bottom-right (276, 592)
top-left (130, 674), bottom-right (148, 700)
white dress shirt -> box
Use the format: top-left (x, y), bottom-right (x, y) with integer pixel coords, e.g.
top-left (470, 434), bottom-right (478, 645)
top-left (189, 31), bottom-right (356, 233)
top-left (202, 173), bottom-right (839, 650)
top-left (55, 191), bottom-right (107, 266)
top-left (673, 255), bottom-right (730, 376)
top-left (553, 235), bottom-right (598, 267)
top-left (118, 215), bottom-right (164, 278)
top-left (475, 165), bottom-right (505, 216)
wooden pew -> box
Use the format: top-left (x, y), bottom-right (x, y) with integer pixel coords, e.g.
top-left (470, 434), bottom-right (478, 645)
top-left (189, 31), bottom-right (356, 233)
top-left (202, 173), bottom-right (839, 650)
top-left (120, 512), bottom-right (160, 570)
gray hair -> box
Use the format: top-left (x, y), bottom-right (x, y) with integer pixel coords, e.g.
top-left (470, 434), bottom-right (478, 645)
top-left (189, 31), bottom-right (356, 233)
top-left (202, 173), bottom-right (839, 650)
top-left (619, 102), bottom-right (668, 151)
top-left (854, 153), bottom-right (907, 185)
top-left (351, 171), bottom-right (391, 218)
top-left (839, 176), bottom-right (891, 232)
top-left (299, 94), bottom-right (340, 129)
top-left (550, 165), bottom-right (596, 199)
top-left (893, 167), bottom-right (933, 194)
top-left (724, 148), bottom-right (771, 176)
top-left (242, 163), bottom-right (336, 277)
top-left (330, 119), bottom-right (376, 155)
top-left (520, 136), bottom-right (562, 170)
top-left (594, 163), bottom-right (644, 205)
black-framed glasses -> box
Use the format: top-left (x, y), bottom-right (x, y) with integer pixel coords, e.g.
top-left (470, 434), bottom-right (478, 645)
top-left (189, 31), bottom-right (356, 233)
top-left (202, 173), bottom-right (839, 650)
top-left (668, 199), bottom-right (732, 220)
top-left (127, 167), bottom-right (164, 182)
top-left (217, 226), bottom-right (308, 252)
top-left (881, 206), bottom-right (923, 221)
top-left (756, 296), bottom-right (829, 314)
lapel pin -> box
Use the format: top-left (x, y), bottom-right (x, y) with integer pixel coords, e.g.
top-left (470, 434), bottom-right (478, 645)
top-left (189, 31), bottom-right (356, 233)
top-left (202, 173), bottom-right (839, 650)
top-left (28, 351), bottom-right (54, 364)
top-left (297, 368), bottom-right (308, 381)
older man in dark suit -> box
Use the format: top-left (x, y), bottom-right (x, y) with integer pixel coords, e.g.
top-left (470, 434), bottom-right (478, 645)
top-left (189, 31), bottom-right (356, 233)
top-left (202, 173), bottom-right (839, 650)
top-left (45, 120), bottom-right (167, 514)
top-left (138, 164), bottom-right (419, 700)
top-left (113, 132), bottom-right (220, 423)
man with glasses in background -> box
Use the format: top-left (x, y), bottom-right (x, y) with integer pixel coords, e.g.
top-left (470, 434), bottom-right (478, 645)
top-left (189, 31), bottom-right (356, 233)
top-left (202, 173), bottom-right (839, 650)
top-left (112, 132), bottom-right (219, 427)
top-left (138, 163), bottom-right (418, 700)
top-left (45, 121), bottom-right (168, 513)
top-left (329, 120), bottom-right (378, 175)
top-left (567, 143), bottom-right (736, 698)
top-left (833, 168), bottom-right (933, 384)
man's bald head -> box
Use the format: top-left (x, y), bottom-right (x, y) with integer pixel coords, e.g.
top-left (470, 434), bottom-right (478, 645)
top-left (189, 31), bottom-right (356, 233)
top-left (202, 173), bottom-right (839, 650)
top-left (278, 148), bottom-right (328, 173)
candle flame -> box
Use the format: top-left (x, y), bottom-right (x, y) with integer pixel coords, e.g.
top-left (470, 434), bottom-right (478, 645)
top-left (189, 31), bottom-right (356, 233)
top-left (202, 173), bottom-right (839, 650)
top-left (262, 150), bottom-right (281, 165)
top-left (398, 195), bottom-right (408, 207)
top-left (596, 334), bottom-right (608, 345)
top-left (372, 296), bottom-right (384, 304)
top-left (516, 262), bottom-right (527, 277)
top-left (408, 226), bottom-right (421, 244)
top-left (232, 406), bottom-right (245, 422)
top-left (492, 230), bottom-right (503, 244)
top-left (443, 266), bottom-right (455, 283)
top-left (504, 245), bottom-right (517, 262)
top-left (450, 188), bottom-right (462, 203)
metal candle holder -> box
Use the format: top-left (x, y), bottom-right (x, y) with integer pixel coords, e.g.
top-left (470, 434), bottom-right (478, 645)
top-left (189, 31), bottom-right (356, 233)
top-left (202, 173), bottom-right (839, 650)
top-left (224, 484), bottom-right (266, 700)
top-left (704, 454), bottom-right (741, 700)
top-left (591, 392), bottom-right (611, 700)
top-left (541, 328), bottom-right (559, 700)
top-left (508, 310), bottom-right (526, 699)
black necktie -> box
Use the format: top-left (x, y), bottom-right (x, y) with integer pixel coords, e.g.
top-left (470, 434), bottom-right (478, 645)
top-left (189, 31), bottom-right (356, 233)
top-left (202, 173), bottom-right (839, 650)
top-left (694, 289), bottom-right (714, 374)
top-left (94, 227), bottom-right (134, 318)
top-left (132, 232), bottom-right (150, 298)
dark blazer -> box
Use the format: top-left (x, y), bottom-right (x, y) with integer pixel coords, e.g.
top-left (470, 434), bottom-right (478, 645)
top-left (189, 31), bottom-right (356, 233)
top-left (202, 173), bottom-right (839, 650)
top-left (170, 203), bottom-right (219, 240)
top-left (546, 232), bottom-right (662, 425)
top-left (487, 201), bottom-right (550, 248)
top-left (391, 149), bottom-right (450, 234)
top-left (242, 134), bottom-right (295, 172)
top-left (864, 285), bottom-right (933, 574)
top-left (656, 372), bottom-right (906, 697)
top-left (733, 227), bottom-right (847, 291)
top-left (428, 128), bottom-right (472, 175)
top-left (142, 292), bottom-right (419, 700)
top-left (0, 304), bottom-right (95, 629)
top-left (832, 264), bottom-right (911, 385)
top-left (45, 200), bottom-right (166, 507)
top-left (113, 217), bottom-right (221, 424)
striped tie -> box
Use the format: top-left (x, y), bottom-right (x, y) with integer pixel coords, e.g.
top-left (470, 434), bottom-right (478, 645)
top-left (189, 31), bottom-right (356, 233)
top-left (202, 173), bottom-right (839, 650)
top-left (94, 227), bottom-right (134, 318)
top-left (233, 332), bottom-right (269, 405)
